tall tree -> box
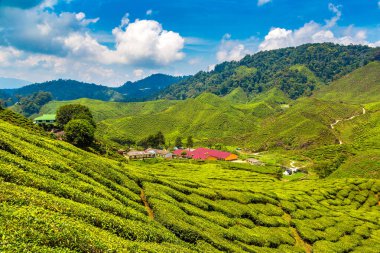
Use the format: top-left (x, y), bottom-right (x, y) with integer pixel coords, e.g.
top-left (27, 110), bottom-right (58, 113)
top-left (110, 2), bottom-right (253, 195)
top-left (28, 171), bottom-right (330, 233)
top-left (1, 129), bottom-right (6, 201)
top-left (186, 136), bottom-right (194, 148)
top-left (56, 104), bottom-right (95, 128)
top-left (175, 136), bottom-right (183, 148)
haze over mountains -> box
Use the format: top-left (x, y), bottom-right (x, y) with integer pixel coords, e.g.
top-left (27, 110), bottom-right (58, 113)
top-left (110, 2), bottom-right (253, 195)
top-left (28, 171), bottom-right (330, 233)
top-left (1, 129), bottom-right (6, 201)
top-left (0, 77), bottom-right (30, 89)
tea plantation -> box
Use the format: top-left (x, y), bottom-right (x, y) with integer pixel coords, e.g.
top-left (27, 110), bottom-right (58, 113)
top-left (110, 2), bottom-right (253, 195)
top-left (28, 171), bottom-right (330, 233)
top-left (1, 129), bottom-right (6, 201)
top-left (0, 118), bottom-right (379, 252)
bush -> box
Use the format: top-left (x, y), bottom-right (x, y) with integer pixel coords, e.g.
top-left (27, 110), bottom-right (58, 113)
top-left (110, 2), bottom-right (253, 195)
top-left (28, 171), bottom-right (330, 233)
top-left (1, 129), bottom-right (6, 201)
top-left (57, 104), bottom-right (95, 128)
top-left (64, 119), bottom-right (95, 147)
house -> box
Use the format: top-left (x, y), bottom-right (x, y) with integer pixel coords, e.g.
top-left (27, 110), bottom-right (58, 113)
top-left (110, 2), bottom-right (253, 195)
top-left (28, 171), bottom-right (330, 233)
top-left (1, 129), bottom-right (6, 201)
top-left (34, 114), bottom-right (56, 125)
top-left (164, 153), bottom-right (174, 159)
top-left (145, 148), bottom-right (170, 158)
top-left (173, 148), bottom-right (238, 161)
top-left (247, 158), bottom-right (264, 166)
top-left (126, 150), bottom-right (155, 160)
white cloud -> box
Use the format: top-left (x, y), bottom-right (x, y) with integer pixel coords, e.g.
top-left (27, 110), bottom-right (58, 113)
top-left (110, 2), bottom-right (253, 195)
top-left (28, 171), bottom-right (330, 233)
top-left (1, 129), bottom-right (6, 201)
top-left (216, 34), bottom-right (254, 62)
top-left (111, 19), bottom-right (185, 65)
top-left (258, 3), bottom-right (380, 51)
top-left (133, 69), bottom-right (144, 78)
top-left (0, 46), bottom-right (22, 66)
top-left (146, 9), bottom-right (153, 16)
top-left (325, 3), bottom-right (341, 28)
top-left (120, 13), bottom-right (130, 28)
top-left (0, 4), bottom-right (186, 85)
top-left (257, 0), bottom-right (271, 6)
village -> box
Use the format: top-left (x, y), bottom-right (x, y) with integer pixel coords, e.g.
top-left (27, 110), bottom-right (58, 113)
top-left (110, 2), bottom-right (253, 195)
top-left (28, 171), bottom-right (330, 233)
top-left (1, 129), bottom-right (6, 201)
top-left (124, 147), bottom-right (265, 165)
top-left (33, 113), bottom-right (302, 176)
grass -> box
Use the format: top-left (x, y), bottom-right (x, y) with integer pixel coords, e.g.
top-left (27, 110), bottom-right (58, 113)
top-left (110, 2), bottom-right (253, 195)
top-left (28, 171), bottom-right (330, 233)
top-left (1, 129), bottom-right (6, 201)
top-left (0, 116), bottom-right (379, 252)
top-left (37, 86), bottom-right (363, 152)
top-left (314, 61), bottom-right (380, 104)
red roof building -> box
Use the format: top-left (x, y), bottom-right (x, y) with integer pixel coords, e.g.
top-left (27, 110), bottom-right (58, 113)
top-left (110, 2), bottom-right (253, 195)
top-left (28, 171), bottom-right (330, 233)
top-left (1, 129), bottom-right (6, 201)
top-left (173, 148), bottom-right (238, 161)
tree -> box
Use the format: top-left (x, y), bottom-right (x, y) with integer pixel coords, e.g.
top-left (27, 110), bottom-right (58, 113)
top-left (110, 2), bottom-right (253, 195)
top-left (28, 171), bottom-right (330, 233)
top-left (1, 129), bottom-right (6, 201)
top-left (57, 104), bottom-right (95, 128)
top-left (17, 91), bottom-right (53, 117)
top-left (186, 136), bottom-right (194, 148)
top-left (175, 136), bottom-right (183, 148)
top-left (137, 131), bottom-right (166, 149)
top-left (64, 119), bottom-right (95, 147)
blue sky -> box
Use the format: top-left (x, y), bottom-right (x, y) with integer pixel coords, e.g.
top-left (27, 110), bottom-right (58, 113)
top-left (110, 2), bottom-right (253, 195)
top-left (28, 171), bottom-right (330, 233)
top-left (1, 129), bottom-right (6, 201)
top-left (0, 0), bottom-right (379, 87)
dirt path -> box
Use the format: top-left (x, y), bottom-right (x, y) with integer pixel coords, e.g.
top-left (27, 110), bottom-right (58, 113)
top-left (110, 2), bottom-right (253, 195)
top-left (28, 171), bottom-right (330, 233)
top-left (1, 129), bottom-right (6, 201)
top-left (140, 189), bottom-right (154, 220)
top-left (330, 107), bottom-right (366, 144)
top-left (283, 213), bottom-right (312, 253)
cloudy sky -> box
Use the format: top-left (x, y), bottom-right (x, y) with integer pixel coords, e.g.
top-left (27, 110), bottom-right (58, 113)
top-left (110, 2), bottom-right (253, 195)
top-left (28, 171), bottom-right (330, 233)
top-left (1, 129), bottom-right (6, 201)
top-left (0, 0), bottom-right (379, 87)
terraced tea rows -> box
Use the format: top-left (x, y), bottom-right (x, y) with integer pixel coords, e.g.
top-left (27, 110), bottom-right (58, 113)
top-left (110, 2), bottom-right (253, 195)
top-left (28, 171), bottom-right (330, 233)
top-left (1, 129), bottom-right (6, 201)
top-left (0, 119), bottom-right (379, 252)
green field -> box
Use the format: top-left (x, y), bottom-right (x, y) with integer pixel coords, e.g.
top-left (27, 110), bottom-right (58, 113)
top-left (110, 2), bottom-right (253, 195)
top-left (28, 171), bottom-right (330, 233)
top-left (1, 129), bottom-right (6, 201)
top-left (1, 117), bottom-right (380, 252)
top-left (40, 88), bottom-right (363, 150)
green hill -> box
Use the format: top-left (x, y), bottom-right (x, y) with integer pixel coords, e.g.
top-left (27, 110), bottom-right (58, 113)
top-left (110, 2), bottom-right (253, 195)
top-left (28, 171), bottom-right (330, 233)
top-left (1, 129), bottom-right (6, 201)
top-left (40, 98), bottom-right (180, 122)
top-left (160, 43), bottom-right (378, 100)
top-left (39, 88), bottom-right (364, 151)
top-left (314, 61), bottom-right (380, 104)
top-left (1, 116), bottom-right (380, 252)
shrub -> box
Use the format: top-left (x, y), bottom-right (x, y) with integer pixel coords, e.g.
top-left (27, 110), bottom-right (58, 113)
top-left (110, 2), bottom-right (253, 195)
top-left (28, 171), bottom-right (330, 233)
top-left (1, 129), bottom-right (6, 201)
top-left (64, 119), bottom-right (95, 147)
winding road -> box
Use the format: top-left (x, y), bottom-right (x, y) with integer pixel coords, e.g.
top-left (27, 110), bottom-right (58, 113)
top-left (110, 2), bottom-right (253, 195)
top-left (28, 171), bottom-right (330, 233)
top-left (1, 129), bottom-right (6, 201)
top-left (330, 107), bottom-right (366, 145)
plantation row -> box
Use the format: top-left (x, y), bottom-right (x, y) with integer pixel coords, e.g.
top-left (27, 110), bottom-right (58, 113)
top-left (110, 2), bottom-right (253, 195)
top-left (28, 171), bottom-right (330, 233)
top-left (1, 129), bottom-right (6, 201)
top-left (0, 119), bottom-right (379, 252)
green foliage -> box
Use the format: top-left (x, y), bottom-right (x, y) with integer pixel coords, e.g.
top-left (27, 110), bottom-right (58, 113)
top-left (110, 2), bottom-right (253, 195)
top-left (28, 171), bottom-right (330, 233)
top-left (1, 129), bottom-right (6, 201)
top-left (175, 136), bottom-right (183, 148)
top-left (56, 104), bottom-right (95, 128)
top-left (15, 91), bottom-right (53, 117)
top-left (0, 108), bottom-right (44, 134)
top-left (137, 131), bottom-right (166, 149)
top-left (315, 61), bottom-right (380, 104)
top-left (64, 119), bottom-right (95, 147)
top-left (159, 43), bottom-right (376, 100)
top-left (186, 136), bottom-right (194, 148)
top-left (0, 119), bottom-right (380, 252)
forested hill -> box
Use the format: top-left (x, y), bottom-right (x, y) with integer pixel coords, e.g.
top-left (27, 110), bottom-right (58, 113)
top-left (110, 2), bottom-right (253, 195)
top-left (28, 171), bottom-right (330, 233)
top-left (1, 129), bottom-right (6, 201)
top-left (0, 74), bottom-right (186, 104)
top-left (114, 74), bottom-right (187, 101)
top-left (2, 79), bottom-right (125, 102)
top-left (159, 43), bottom-right (379, 100)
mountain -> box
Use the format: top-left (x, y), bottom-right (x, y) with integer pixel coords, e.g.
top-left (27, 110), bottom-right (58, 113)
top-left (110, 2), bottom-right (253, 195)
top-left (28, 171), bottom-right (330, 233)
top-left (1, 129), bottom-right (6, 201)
top-left (159, 43), bottom-right (379, 100)
top-left (1, 79), bottom-right (125, 102)
top-left (0, 74), bottom-right (186, 104)
top-left (40, 87), bottom-right (359, 150)
top-left (114, 74), bottom-right (187, 101)
top-left (1, 112), bottom-right (379, 252)
top-left (314, 61), bottom-right (380, 104)
top-left (0, 77), bottom-right (30, 89)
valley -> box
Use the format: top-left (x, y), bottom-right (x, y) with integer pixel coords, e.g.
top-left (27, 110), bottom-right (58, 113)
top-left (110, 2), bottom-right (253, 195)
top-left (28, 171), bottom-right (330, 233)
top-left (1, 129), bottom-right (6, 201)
top-left (0, 43), bottom-right (379, 252)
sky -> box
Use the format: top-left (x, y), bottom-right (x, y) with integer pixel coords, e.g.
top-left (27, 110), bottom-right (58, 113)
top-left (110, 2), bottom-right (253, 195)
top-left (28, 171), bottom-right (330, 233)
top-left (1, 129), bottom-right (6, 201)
top-left (0, 0), bottom-right (379, 87)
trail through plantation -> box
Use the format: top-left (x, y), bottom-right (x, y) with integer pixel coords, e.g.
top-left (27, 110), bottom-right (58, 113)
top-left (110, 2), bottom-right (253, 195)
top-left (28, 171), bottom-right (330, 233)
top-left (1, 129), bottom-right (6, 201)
top-left (330, 107), bottom-right (366, 144)
top-left (140, 189), bottom-right (155, 220)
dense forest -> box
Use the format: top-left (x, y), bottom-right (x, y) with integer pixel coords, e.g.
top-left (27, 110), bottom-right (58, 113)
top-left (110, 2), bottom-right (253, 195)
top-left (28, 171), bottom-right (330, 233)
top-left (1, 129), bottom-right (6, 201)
top-left (159, 43), bottom-right (379, 100)
top-left (0, 74), bottom-right (187, 105)
top-left (1, 79), bottom-right (125, 102)
top-left (115, 74), bottom-right (187, 101)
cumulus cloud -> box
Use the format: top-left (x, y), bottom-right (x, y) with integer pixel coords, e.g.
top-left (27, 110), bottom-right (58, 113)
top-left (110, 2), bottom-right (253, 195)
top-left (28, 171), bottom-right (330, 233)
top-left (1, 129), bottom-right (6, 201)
top-left (0, 7), bottom-right (97, 56)
top-left (111, 19), bottom-right (185, 65)
top-left (0, 3), bottom-right (186, 85)
top-left (216, 34), bottom-right (254, 62)
top-left (257, 0), bottom-right (271, 6)
top-left (258, 3), bottom-right (380, 51)
top-left (146, 9), bottom-right (153, 16)
top-left (0, 5), bottom-right (185, 67)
